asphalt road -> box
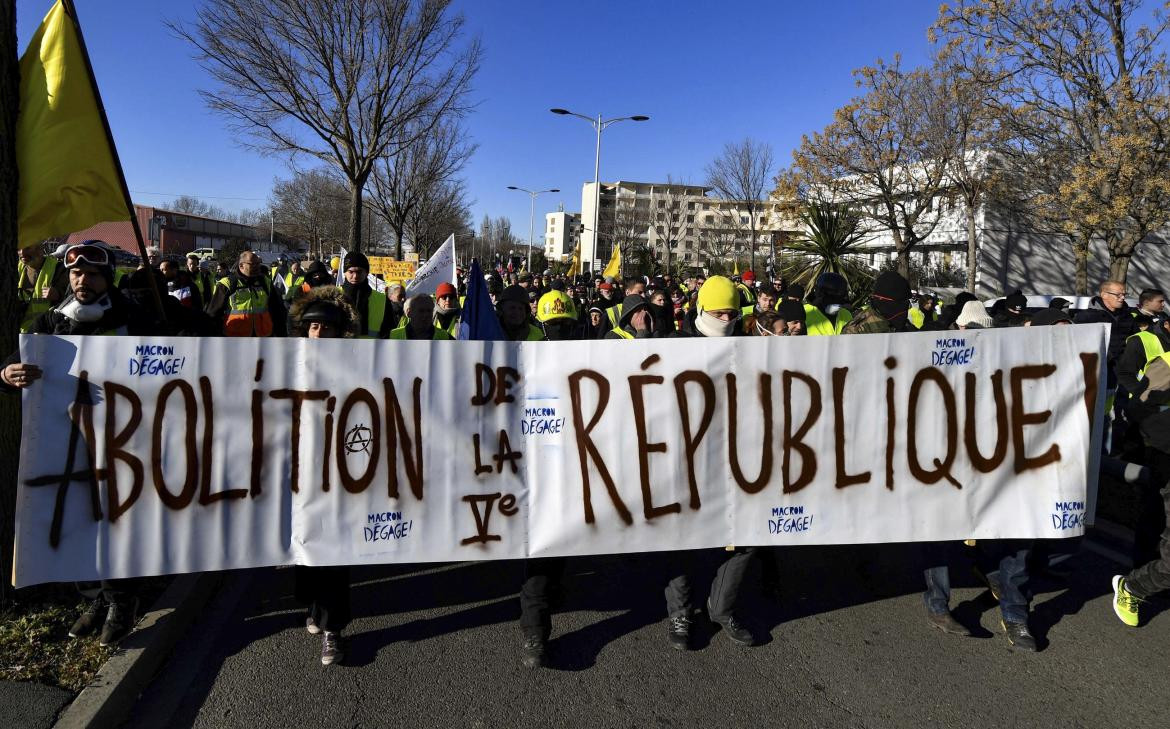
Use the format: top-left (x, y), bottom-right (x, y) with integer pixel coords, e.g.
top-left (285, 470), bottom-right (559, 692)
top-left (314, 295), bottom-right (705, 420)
top-left (127, 540), bottom-right (1170, 729)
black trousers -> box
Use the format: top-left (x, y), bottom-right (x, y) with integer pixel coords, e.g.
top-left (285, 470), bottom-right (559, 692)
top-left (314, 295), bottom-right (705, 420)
top-left (518, 557), bottom-right (566, 638)
top-left (77, 579), bottom-right (139, 607)
top-left (1126, 448), bottom-right (1170, 599)
top-left (664, 548), bottom-right (757, 620)
top-left (294, 566), bottom-right (351, 633)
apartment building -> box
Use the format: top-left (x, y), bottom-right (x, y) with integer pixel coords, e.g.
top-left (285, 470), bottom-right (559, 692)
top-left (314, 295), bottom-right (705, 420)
top-left (544, 206), bottom-right (582, 262)
top-left (577, 180), bottom-right (800, 273)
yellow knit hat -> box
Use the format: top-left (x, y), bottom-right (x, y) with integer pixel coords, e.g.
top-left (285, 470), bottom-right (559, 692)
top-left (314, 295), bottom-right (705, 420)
top-left (697, 276), bottom-right (739, 313)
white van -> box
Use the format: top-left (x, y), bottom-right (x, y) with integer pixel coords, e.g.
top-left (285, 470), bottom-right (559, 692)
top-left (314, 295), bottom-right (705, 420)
top-left (191, 248), bottom-right (216, 261)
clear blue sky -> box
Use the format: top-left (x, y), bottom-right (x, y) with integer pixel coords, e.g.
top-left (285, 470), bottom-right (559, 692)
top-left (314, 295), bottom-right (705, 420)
top-left (16, 0), bottom-right (941, 241)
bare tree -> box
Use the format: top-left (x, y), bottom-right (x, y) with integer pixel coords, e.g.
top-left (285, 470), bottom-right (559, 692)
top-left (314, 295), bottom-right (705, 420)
top-left (606, 197), bottom-right (653, 275)
top-left (781, 58), bottom-right (956, 278)
top-left (168, 194), bottom-right (218, 217)
top-left (933, 54), bottom-right (1006, 292)
top-left (405, 178), bottom-right (470, 257)
top-left (368, 119), bottom-right (474, 259)
top-left (269, 168), bottom-right (351, 258)
top-left (649, 179), bottom-right (696, 275)
top-left (705, 138), bottom-right (775, 273)
top-left (173, 0), bottom-right (480, 253)
top-left (934, 0), bottom-right (1170, 285)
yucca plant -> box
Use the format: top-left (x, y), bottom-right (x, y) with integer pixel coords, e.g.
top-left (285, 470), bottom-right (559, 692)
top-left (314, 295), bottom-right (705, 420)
top-left (781, 201), bottom-right (875, 296)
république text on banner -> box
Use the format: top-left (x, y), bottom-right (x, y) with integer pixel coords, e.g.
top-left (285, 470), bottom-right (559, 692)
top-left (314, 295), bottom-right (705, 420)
top-left (12, 326), bottom-right (1108, 586)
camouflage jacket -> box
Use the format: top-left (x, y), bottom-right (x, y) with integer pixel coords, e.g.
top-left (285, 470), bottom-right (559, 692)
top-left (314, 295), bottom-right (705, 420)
top-left (840, 307), bottom-right (894, 335)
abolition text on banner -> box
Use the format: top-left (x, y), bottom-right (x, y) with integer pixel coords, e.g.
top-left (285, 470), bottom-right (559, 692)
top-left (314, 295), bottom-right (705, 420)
top-left (13, 326), bottom-right (1107, 586)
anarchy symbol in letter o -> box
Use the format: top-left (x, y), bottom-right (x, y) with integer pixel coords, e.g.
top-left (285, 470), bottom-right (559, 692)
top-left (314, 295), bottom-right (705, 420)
top-left (344, 424), bottom-right (373, 455)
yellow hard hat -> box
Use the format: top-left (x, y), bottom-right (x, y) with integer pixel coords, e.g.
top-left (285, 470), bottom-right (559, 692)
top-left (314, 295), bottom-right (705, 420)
top-left (536, 290), bottom-right (577, 322)
top-left (697, 276), bottom-right (740, 313)
top-left (329, 255), bottom-right (340, 272)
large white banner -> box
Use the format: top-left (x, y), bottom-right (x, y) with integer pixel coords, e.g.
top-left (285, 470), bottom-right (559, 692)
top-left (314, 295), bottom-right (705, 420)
top-left (13, 326), bottom-right (1107, 586)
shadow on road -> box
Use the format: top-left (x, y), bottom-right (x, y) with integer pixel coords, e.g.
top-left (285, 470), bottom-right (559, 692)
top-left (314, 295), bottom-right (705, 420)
top-left (133, 538), bottom-right (1124, 725)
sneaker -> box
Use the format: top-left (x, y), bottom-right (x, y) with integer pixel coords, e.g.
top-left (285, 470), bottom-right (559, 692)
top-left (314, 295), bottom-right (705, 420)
top-left (667, 615), bottom-right (692, 651)
top-left (520, 633), bottom-right (547, 669)
top-left (926, 610), bottom-right (971, 637)
top-left (707, 598), bottom-right (758, 647)
top-left (69, 597), bottom-right (108, 638)
top-left (99, 598), bottom-right (139, 647)
top-left (306, 616), bottom-right (321, 635)
top-left (321, 631), bottom-right (344, 665)
top-left (1112, 575), bottom-right (1141, 627)
top-left (1000, 619), bottom-right (1038, 652)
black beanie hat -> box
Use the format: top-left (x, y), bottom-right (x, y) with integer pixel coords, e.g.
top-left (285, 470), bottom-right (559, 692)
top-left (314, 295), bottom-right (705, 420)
top-left (343, 251), bottom-right (370, 271)
top-left (872, 271), bottom-right (911, 302)
top-left (777, 299), bottom-right (806, 323)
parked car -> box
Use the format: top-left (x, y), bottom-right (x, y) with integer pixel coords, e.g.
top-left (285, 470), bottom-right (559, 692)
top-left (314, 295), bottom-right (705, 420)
top-left (191, 248), bottom-right (216, 261)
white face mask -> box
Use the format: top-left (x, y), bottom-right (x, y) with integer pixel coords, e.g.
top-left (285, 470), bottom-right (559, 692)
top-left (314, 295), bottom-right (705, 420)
top-left (695, 310), bottom-right (737, 338)
top-left (825, 304), bottom-right (841, 316)
top-left (58, 293), bottom-right (112, 323)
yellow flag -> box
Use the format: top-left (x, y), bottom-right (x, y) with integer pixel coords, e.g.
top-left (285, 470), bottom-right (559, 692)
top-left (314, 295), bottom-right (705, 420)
top-left (732, 258), bottom-right (740, 276)
top-left (601, 243), bottom-right (621, 279)
top-left (566, 243), bottom-right (581, 278)
top-left (17, 0), bottom-right (130, 249)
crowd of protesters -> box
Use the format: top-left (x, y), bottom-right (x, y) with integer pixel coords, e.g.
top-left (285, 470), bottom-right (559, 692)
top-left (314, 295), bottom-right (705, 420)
top-left (4, 240), bottom-right (1170, 668)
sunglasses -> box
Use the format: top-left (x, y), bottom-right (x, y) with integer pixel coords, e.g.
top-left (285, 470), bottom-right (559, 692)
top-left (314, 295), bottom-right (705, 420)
top-left (64, 244), bottom-right (111, 268)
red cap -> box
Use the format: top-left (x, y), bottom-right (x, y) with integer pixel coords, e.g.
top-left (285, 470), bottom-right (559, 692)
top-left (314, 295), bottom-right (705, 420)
top-left (742, 270), bottom-right (756, 282)
top-left (599, 282), bottom-right (614, 291)
top-left (435, 282), bottom-right (457, 298)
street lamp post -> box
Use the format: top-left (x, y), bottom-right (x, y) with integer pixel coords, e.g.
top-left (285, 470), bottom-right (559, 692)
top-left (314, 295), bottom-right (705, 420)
top-left (506, 186), bottom-right (560, 273)
top-left (550, 109), bottom-right (649, 273)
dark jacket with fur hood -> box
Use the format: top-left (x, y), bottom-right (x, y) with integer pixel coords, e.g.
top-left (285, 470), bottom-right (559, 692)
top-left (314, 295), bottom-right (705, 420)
top-left (288, 286), bottom-right (360, 338)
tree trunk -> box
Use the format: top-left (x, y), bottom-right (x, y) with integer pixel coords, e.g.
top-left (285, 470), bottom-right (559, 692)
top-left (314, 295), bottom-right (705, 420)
top-left (749, 219), bottom-right (757, 274)
top-left (897, 247), bottom-right (911, 279)
top-left (965, 204), bottom-right (978, 293)
top-left (347, 180), bottom-right (364, 253)
top-left (1, 0), bottom-right (22, 605)
top-left (1073, 239), bottom-right (1090, 296)
top-left (395, 229), bottom-right (404, 261)
top-left (1109, 253), bottom-right (1132, 287)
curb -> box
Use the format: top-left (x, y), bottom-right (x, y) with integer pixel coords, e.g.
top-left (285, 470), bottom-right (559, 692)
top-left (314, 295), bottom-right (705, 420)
top-left (52, 571), bottom-right (223, 729)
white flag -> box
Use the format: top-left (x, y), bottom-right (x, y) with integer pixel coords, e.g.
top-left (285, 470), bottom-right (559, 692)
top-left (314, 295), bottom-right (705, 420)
top-left (405, 234), bottom-right (455, 296)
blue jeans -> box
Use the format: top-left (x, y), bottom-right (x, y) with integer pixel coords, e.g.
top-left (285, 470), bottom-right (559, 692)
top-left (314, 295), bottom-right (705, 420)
top-left (922, 540), bottom-right (1031, 624)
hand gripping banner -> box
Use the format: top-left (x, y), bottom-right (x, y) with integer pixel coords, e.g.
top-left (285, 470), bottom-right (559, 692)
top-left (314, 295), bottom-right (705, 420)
top-left (13, 325), bottom-right (1108, 586)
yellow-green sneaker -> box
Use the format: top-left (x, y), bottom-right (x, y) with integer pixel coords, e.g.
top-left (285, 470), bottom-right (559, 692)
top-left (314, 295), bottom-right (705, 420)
top-left (1112, 575), bottom-right (1141, 627)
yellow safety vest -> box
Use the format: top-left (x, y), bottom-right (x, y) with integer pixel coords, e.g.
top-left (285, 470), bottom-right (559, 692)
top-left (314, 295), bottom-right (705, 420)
top-left (1128, 331), bottom-right (1166, 379)
top-left (435, 312), bottom-right (460, 338)
top-left (513, 324), bottom-right (545, 342)
top-left (17, 256), bottom-right (59, 332)
top-left (803, 304), bottom-right (852, 336)
top-left (908, 307), bottom-right (938, 330)
top-left (220, 276), bottom-right (275, 337)
top-left (361, 290), bottom-right (387, 339)
top-left (284, 272), bottom-right (305, 291)
top-left (389, 324), bottom-right (453, 340)
top-left (610, 326), bottom-right (634, 339)
top-left (605, 303), bottom-right (624, 327)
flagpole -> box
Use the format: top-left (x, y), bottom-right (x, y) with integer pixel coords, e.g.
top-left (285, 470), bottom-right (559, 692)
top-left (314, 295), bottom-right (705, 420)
top-left (59, 0), bottom-right (166, 323)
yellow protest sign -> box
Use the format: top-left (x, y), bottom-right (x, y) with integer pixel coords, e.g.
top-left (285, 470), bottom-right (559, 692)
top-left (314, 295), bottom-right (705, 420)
top-left (368, 257), bottom-right (417, 280)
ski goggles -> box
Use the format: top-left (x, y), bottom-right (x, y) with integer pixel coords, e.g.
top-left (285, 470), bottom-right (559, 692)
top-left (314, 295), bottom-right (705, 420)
top-left (63, 244), bottom-right (112, 269)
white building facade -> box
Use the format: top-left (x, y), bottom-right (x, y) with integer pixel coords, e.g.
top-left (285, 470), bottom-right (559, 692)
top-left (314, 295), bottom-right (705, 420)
top-left (577, 180), bottom-right (800, 273)
top-left (544, 207), bottom-right (582, 263)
